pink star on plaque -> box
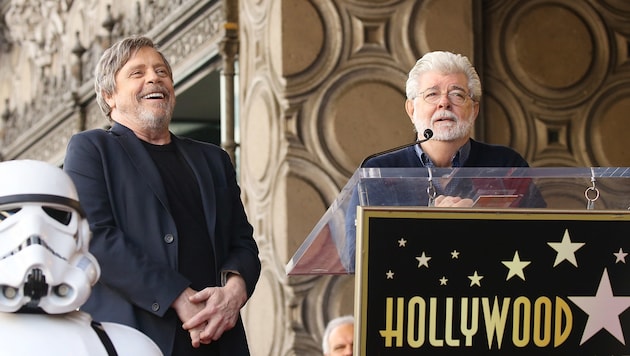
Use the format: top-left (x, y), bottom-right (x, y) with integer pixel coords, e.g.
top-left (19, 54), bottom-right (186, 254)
top-left (568, 268), bottom-right (630, 345)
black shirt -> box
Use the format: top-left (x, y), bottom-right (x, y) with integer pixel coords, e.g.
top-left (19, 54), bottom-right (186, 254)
top-left (143, 140), bottom-right (219, 355)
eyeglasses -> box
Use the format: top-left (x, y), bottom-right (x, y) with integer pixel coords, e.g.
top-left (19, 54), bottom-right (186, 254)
top-left (417, 87), bottom-right (472, 106)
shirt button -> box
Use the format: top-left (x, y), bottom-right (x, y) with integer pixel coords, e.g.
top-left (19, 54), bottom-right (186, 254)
top-left (151, 303), bottom-right (160, 312)
top-left (164, 234), bottom-right (174, 244)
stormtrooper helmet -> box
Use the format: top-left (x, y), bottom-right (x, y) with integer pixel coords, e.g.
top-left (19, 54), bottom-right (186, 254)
top-left (0, 160), bottom-right (100, 314)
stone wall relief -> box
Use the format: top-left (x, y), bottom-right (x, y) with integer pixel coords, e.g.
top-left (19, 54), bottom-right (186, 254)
top-left (0, 0), bottom-right (201, 157)
top-left (1, 1), bottom-right (61, 148)
top-left (482, 0), bottom-right (630, 168)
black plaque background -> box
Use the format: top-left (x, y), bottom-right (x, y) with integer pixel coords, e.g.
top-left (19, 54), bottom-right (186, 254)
top-left (357, 209), bottom-right (630, 356)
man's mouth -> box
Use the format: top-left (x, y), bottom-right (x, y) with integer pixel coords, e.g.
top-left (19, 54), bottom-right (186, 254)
top-left (433, 117), bottom-right (456, 125)
top-left (141, 92), bottom-right (165, 100)
top-left (432, 111), bottom-right (458, 124)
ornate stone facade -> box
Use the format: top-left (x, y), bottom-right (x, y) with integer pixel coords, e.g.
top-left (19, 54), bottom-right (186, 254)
top-left (1, 0), bottom-right (629, 355)
top-left (0, 0), bottom-right (217, 161)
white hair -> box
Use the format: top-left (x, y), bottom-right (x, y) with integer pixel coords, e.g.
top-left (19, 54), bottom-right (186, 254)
top-left (322, 315), bottom-right (354, 354)
top-left (405, 50), bottom-right (482, 101)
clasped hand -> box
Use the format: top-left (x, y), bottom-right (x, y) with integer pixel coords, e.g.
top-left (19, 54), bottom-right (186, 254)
top-left (173, 275), bottom-right (247, 348)
top-left (434, 194), bottom-right (474, 207)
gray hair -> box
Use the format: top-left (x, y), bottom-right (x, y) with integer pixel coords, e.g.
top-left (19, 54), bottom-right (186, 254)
top-left (405, 51), bottom-right (482, 101)
top-left (94, 35), bottom-right (173, 119)
top-left (322, 315), bottom-right (354, 354)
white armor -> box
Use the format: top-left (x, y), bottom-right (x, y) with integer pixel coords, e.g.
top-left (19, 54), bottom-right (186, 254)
top-left (0, 160), bottom-right (162, 355)
top-left (0, 159), bottom-right (98, 313)
top-left (0, 311), bottom-right (162, 355)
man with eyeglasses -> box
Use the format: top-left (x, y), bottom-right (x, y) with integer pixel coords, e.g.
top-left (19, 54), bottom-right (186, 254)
top-left (363, 50), bottom-right (537, 207)
top-left (344, 51), bottom-right (545, 271)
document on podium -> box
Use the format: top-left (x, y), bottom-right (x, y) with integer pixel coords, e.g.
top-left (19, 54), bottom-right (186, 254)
top-left (472, 194), bottom-right (520, 208)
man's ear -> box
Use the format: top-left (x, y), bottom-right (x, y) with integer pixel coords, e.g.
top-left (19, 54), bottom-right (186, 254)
top-left (104, 91), bottom-right (115, 109)
top-left (405, 99), bottom-right (414, 122)
top-left (471, 101), bottom-right (480, 122)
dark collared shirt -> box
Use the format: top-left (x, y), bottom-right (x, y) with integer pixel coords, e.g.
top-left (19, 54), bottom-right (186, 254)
top-left (414, 140), bottom-right (471, 168)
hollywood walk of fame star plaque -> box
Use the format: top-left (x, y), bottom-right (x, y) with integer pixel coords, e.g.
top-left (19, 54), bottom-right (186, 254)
top-left (355, 207), bottom-right (630, 356)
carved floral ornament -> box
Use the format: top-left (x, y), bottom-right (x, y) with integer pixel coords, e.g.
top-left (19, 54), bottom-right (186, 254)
top-left (5, 0), bottom-right (68, 59)
top-left (0, 0), bottom-right (205, 154)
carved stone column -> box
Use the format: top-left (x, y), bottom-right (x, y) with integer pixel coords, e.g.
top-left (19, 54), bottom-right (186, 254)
top-left (238, 0), bottom-right (475, 354)
top-left (219, 0), bottom-right (239, 165)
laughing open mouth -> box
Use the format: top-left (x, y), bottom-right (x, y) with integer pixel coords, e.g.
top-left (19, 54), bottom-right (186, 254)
top-left (142, 92), bottom-right (165, 100)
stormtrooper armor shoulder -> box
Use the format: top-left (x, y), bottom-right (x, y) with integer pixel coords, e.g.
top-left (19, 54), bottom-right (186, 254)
top-left (0, 310), bottom-right (162, 355)
top-left (0, 160), bottom-right (162, 355)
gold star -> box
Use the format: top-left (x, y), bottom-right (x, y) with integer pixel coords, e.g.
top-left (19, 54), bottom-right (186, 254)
top-left (416, 252), bottom-right (431, 268)
top-left (468, 271), bottom-right (483, 287)
top-left (547, 229), bottom-right (585, 267)
top-left (502, 251), bottom-right (531, 281)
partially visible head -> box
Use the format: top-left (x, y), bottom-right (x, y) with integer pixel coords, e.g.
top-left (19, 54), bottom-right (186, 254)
top-left (405, 51), bottom-right (482, 101)
top-left (323, 315), bottom-right (354, 356)
top-left (94, 35), bottom-right (174, 121)
top-left (0, 160), bottom-right (100, 314)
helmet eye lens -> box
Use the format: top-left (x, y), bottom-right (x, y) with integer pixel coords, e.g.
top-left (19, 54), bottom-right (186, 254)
top-left (0, 208), bottom-right (20, 221)
top-left (42, 206), bottom-right (72, 225)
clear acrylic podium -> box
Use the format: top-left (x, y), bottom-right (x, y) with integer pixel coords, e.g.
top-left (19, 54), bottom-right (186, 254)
top-left (286, 167), bottom-right (630, 355)
top-left (287, 167), bottom-right (630, 276)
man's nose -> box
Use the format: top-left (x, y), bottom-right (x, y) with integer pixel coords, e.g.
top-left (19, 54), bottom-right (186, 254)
top-left (146, 70), bottom-right (162, 83)
top-left (437, 93), bottom-right (452, 108)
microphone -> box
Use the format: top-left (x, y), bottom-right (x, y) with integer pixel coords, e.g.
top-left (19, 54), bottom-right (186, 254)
top-left (359, 129), bottom-right (433, 167)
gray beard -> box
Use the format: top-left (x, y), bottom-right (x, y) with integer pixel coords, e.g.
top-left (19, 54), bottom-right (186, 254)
top-left (430, 120), bottom-right (473, 141)
top-left (414, 112), bottom-right (474, 141)
top-left (137, 104), bottom-right (172, 131)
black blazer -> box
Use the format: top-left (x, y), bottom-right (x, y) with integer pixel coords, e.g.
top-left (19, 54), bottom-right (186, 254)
top-left (64, 123), bottom-right (260, 355)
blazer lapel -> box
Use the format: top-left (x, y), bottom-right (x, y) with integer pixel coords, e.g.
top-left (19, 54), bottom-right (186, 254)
top-left (173, 137), bottom-right (217, 242)
top-left (110, 123), bottom-right (171, 212)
